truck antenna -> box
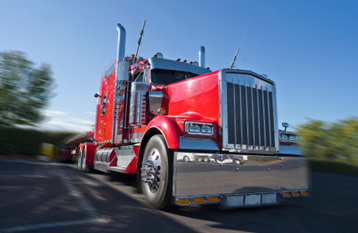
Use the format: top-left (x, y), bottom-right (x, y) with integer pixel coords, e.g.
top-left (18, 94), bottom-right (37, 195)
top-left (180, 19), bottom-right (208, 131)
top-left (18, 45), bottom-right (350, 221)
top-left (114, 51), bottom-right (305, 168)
top-left (135, 2), bottom-right (151, 60)
top-left (230, 20), bottom-right (250, 69)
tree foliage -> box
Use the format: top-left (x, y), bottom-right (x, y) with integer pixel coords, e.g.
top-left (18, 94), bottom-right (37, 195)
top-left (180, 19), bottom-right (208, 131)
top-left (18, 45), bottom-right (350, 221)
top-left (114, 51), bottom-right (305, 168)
top-left (0, 51), bottom-right (55, 126)
top-left (296, 117), bottom-right (358, 161)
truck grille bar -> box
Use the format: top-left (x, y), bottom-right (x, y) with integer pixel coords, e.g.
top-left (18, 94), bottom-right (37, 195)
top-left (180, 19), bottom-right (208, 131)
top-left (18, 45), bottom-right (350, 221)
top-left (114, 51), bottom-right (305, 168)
top-left (225, 80), bottom-right (276, 152)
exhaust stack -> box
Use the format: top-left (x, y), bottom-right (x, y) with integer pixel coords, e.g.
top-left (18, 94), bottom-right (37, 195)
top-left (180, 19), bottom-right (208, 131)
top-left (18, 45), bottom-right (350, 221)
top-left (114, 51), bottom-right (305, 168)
top-left (116, 23), bottom-right (126, 63)
top-left (116, 23), bottom-right (126, 80)
top-left (199, 46), bottom-right (205, 68)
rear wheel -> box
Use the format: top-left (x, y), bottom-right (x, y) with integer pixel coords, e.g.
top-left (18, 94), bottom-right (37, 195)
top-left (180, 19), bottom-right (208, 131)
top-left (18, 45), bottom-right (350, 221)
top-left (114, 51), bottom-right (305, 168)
top-left (81, 147), bottom-right (90, 173)
top-left (76, 149), bottom-right (82, 170)
top-left (141, 135), bottom-right (171, 209)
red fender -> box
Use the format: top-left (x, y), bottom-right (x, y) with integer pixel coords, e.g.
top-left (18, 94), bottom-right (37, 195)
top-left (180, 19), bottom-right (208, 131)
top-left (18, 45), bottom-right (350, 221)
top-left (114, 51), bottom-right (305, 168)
top-left (144, 116), bottom-right (184, 149)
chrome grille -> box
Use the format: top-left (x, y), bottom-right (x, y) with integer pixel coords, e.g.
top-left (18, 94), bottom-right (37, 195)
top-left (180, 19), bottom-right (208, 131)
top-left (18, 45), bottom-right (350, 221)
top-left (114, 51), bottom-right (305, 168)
top-left (225, 81), bottom-right (276, 152)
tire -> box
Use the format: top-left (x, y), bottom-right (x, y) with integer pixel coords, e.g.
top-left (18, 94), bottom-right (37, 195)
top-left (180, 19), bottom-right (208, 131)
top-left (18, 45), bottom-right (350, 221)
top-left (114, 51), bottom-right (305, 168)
top-left (234, 159), bottom-right (242, 165)
top-left (76, 149), bottom-right (82, 170)
top-left (141, 135), bottom-right (172, 209)
top-left (197, 157), bottom-right (203, 162)
top-left (82, 147), bottom-right (91, 173)
top-left (183, 156), bottom-right (190, 162)
top-left (204, 157), bottom-right (209, 162)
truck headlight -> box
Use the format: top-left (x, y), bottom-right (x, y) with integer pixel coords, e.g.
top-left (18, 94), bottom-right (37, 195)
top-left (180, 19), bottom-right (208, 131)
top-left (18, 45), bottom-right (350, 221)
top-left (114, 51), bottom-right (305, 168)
top-left (188, 123), bottom-right (201, 133)
top-left (185, 121), bottom-right (214, 135)
top-left (201, 125), bottom-right (213, 134)
top-left (281, 134), bottom-right (289, 141)
top-left (289, 135), bottom-right (296, 141)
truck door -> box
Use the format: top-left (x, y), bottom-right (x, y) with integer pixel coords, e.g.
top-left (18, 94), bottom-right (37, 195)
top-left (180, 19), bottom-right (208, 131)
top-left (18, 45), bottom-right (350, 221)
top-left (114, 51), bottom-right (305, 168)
top-left (97, 63), bottom-right (116, 142)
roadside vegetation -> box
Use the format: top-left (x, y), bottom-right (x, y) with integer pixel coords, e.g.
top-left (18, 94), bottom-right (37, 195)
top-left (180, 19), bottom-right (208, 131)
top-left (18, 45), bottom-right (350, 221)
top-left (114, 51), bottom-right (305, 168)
top-left (0, 51), bottom-right (77, 157)
top-left (0, 126), bottom-right (77, 156)
top-left (296, 117), bottom-right (358, 175)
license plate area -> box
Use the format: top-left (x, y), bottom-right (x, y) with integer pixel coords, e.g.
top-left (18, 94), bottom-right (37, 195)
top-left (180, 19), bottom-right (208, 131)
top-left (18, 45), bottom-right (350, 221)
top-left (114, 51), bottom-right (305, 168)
top-left (224, 193), bottom-right (279, 208)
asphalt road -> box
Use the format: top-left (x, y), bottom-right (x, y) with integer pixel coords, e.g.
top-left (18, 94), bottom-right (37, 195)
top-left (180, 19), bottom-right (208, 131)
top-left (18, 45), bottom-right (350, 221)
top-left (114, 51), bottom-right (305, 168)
top-left (0, 159), bottom-right (357, 233)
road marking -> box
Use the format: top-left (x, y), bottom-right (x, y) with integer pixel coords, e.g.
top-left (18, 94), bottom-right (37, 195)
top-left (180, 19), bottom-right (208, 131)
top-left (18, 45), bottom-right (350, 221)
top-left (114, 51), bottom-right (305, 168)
top-left (0, 218), bottom-right (106, 233)
top-left (0, 163), bottom-right (106, 233)
top-left (54, 165), bottom-right (98, 218)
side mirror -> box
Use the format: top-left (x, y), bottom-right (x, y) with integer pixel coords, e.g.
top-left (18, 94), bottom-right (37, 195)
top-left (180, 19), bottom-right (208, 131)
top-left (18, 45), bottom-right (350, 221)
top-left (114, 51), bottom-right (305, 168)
top-left (282, 122), bottom-right (289, 131)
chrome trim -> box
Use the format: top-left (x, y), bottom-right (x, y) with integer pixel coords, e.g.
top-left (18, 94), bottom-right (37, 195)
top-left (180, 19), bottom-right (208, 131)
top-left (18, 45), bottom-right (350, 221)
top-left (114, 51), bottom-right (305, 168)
top-left (148, 57), bottom-right (211, 76)
top-left (129, 82), bottom-right (150, 125)
top-left (199, 46), bottom-right (205, 68)
top-left (179, 137), bottom-right (219, 151)
top-left (115, 145), bottom-right (136, 168)
top-left (279, 144), bottom-right (304, 156)
top-left (220, 69), bottom-right (278, 154)
top-left (173, 152), bottom-right (309, 196)
top-left (128, 132), bottom-right (144, 143)
top-left (144, 126), bottom-right (170, 148)
top-left (148, 91), bottom-right (163, 115)
top-left (184, 121), bottom-right (214, 136)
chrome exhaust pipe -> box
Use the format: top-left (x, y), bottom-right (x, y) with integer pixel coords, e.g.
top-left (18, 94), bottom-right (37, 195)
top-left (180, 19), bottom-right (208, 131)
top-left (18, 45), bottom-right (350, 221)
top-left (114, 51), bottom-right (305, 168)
top-left (199, 46), bottom-right (205, 68)
top-left (116, 23), bottom-right (126, 64)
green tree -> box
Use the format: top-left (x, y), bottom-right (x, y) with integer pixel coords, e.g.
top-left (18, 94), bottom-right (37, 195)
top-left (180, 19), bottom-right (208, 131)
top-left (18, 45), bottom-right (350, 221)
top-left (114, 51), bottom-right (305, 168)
top-left (0, 51), bottom-right (55, 126)
top-left (297, 117), bottom-right (358, 161)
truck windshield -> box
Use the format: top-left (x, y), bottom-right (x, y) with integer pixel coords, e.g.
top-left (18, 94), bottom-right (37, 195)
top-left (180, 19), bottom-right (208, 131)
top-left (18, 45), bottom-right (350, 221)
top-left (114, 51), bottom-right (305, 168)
top-left (151, 69), bottom-right (198, 85)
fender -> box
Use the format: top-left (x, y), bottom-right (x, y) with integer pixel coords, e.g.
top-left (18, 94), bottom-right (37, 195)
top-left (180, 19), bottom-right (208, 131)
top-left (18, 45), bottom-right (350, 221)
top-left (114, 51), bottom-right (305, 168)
top-left (143, 116), bottom-right (184, 149)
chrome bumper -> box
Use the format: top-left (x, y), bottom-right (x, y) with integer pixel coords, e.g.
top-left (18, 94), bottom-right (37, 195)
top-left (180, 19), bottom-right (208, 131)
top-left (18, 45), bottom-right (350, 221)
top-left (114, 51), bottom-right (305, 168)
top-left (173, 152), bottom-right (310, 206)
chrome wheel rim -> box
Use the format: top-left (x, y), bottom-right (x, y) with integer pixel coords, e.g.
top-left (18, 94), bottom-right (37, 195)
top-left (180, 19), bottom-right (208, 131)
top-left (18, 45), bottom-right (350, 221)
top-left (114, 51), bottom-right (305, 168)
top-left (184, 157), bottom-right (189, 162)
top-left (77, 154), bottom-right (81, 167)
top-left (142, 148), bottom-right (162, 194)
top-left (82, 155), bottom-right (85, 168)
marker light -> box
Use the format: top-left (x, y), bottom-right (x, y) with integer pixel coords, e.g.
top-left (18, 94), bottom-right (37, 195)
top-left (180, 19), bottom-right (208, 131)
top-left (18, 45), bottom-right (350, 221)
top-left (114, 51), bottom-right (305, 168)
top-left (131, 54), bottom-right (135, 59)
top-left (292, 192), bottom-right (300, 197)
top-left (140, 93), bottom-right (146, 124)
top-left (119, 89), bottom-right (124, 96)
top-left (176, 198), bottom-right (190, 204)
top-left (158, 108), bottom-right (166, 115)
top-left (153, 54), bottom-right (157, 58)
top-left (207, 197), bottom-right (220, 203)
top-left (301, 191), bottom-right (308, 196)
top-left (177, 58), bottom-right (181, 62)
top-left (206, 67), bottom-right (210, 70)
top-left (190, 61), bottom-right (193, 64)
top-left (282, 192), bottom-right (291, 198)
top-left (183, 60), bottom-right (187, 63)
top-left (193, 198), bottom-right (205, 203)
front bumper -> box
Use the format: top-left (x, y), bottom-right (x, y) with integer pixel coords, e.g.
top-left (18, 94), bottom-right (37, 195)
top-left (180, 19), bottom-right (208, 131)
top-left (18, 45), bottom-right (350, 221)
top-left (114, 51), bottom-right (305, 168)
top-left (173, 152), bottom-right (310, 207)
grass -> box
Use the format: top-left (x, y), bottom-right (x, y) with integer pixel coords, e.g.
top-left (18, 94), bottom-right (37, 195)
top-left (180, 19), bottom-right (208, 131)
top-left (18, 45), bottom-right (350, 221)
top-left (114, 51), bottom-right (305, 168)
top-left (309, 159), bottom-right (358, 176)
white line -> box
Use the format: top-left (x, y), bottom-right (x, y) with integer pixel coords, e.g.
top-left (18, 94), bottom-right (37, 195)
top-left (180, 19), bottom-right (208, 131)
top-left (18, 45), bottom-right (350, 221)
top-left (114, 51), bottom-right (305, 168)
top-left (0, 218), bottom-right (106, 232)
top-left (0, 164), bottom-right (105, 232)
top-left (53, 165), bottom-right (98, 218)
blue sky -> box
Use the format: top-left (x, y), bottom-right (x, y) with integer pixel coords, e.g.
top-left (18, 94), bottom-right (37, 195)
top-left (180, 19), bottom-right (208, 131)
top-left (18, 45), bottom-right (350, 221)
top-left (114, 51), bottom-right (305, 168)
top-left (1, 0), bottom-right (357, 132)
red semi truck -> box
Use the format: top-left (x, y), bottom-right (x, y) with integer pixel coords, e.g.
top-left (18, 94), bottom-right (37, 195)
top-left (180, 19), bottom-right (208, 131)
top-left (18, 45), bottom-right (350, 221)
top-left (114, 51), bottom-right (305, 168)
top-left (67, 23), bottom-right (309, 209)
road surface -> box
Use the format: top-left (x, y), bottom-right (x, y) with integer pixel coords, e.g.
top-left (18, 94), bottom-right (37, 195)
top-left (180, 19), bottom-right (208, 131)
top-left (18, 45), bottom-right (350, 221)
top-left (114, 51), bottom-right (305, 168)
top-left (0, 159), bottom-right (357, 233)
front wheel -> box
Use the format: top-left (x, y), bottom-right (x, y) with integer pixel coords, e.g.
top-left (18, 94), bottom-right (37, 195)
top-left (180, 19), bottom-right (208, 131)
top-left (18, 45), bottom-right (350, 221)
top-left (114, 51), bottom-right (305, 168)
top-left (141, 135), bottom-right (172, 209)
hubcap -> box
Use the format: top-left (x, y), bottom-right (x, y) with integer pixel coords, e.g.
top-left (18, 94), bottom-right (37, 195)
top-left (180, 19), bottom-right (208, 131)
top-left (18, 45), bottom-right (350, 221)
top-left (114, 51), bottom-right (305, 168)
top-left (78, 154), bottom-right (81, 167)
top-left (141, 148), bottom-right (162, 193)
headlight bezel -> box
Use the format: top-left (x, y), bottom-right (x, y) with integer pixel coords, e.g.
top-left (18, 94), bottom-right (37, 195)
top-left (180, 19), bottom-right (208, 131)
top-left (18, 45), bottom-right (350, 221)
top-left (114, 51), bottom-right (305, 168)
top-left (185, 121), bottom-right (214, 136)
top-left (279, 132), bottom-right (297, 143)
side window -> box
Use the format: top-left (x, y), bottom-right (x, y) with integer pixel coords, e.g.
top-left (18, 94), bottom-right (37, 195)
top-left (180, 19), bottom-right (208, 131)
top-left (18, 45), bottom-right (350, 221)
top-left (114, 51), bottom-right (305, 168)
top-left (134, 71), bottom-right (144, 82)
top-left (101, 95), bottom-right (107, 116)
top-left (133, 68), bottom-right (148, 82)
top-left (105, 63), bottom-right (115, 80)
